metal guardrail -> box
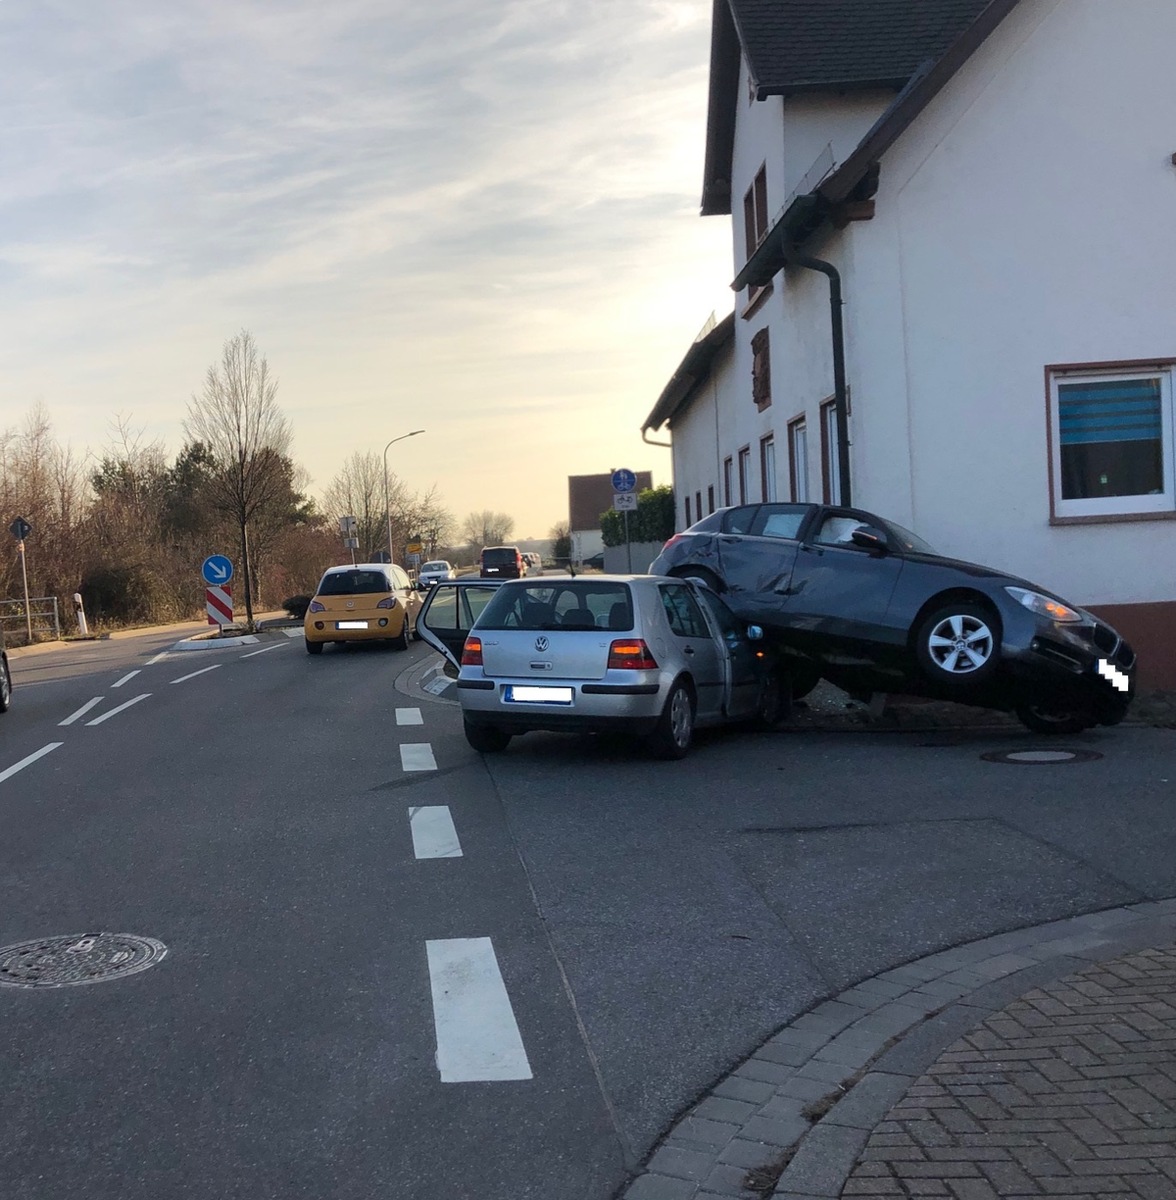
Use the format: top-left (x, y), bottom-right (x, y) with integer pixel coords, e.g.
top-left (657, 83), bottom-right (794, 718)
top-left (0, 596), bottom-right (61, 644)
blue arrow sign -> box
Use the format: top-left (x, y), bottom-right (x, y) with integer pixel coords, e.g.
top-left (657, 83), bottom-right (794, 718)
top-left (611, 468), bottom-right (637, 494)
top-left (202, 555), bottom-right (234, 585)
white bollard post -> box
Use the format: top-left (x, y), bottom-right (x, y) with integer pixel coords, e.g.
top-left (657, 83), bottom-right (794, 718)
top-left (73, 592), bottom-right (89, 637)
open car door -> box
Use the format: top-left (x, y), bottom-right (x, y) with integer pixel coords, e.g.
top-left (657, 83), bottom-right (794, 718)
top-left (415, 578), bottom-right (506, 668)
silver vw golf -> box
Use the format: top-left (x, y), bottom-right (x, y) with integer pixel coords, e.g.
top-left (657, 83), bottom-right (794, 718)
top-left (414, 575), bottom-right (786, 758)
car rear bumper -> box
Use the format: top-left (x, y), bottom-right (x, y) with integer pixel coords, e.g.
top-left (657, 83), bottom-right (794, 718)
top-left (457, 670), bottom-right (668, 730)
top-left (304, 612), bottom-right (407, 642)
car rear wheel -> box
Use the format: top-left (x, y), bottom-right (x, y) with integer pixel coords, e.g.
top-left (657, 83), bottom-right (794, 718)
top-left (464, 719), bottom-right (511, 753)
top-left (305, 639), bottom-right (323, 655)
top-left (391, 616), bottom-right (411, 651)
top-left (915, 603), bottom-right (1000, 688)
top-left (1015, 702), bottom-right (1091, 735)
top-left (648, 680), bottom-right (695, 759)
top-left (0, 657), bottom-right (11, 712)
top-left (674, 567), bottom-right (722, 593)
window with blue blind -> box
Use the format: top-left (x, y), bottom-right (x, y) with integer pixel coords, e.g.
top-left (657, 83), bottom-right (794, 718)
top-left (1050, 367), bottom-right (1173, 519)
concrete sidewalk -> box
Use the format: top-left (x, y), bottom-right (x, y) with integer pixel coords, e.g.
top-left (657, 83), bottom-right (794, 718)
top-left (620, 904), bottom-right (1176, 1200)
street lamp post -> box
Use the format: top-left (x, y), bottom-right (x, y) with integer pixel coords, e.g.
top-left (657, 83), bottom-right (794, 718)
top-left (382, 430), bottom-right (425, 565)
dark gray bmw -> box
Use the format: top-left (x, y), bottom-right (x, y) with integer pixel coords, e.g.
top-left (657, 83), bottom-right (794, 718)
top-left (648, 502), bottom-right (1136, 734)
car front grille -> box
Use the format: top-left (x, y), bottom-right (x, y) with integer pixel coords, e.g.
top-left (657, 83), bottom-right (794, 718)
top-left (1114, 639), bottom-right (1136, 670)
top-left (1089, 624), bottom-right (1118, 654)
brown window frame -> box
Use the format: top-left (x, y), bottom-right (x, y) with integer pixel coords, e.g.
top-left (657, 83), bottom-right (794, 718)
top-left (742, 166), bottom-right (770, 309)
top-left (737, 446), bottom-right (751, 505)
top-left (820, 399), bottom-right (840, 504)
top-left (707, 485), bottom-right (715, 514)
top-left (684, 494), bottom-right (692, 527)
top-left (759, 434), bottom-right (777, 502)
top-left (787, 415), bottom-right (808, 503)
top-left (723, 456), bottom-right (733, 507)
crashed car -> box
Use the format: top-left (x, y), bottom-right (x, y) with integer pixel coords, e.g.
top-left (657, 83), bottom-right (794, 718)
top-left (649, 503), bottom-right (1136, 734)
top-left (414, 575), bottom-right (790, 758)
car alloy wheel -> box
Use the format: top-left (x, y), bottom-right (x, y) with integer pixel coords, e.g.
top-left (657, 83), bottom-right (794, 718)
top-left (649, 681), bottom-right (694, 760)
top-left (391, 616), bottom-right (411, 651)
top-left (0, 659), bottom-right (10, 713)
top-left (916, 603), bottom-right (999, 686)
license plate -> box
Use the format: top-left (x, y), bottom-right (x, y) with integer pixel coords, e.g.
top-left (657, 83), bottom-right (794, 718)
top-left (336, 620), bottom-right (368, 630)
top-left (505, 685), bottom-right (574, 705)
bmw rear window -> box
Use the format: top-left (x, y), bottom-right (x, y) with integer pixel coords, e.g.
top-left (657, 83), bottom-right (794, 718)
top-left (477, 583), bottom-right (634, 631)
top-left (317, 570), bottom-right (391, 596)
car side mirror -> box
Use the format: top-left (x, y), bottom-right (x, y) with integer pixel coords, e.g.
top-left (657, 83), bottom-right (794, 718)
top-left (746, 624), bottom-right (764, 641)
top-left (850, 526), bottom-right (889, 552)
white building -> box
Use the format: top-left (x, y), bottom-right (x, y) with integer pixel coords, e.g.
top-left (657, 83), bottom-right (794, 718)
top-left (643, 0), bottom-right (1176, 686)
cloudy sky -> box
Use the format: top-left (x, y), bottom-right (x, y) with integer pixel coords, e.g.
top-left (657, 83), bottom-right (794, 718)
top-left (0, 0), bottom-right (735, 537)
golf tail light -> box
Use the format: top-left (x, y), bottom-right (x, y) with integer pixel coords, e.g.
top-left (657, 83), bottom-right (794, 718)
top-left (308, 600), bottom-right (325, 613)
top-left (608, 639), bottom-right (658, 670)
top-left (461, 636), bottom-right (484, 667)
top-left (376, 596), bottom-right (397, 609)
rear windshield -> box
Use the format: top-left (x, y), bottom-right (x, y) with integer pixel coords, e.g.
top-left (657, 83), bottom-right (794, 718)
top-left (422, 561), bottom-right (449, 572)
top-left (317, 569), bottom-right (391, 596)
top-left (481, 548), bottom-right (518, 564)
top-left (477, 582), bottom-right (634, 631)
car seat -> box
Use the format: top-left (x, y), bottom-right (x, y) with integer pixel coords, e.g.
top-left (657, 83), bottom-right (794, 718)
top-left (561, 608), bottom-right (597, 629)
top-left (607, 602), bottom-right (631, 631)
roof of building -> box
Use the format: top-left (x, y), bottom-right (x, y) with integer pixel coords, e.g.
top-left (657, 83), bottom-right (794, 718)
top-left (702, 0), bottom-right (1017, 216)
top-left (642, 312), bottom-right (736, 433)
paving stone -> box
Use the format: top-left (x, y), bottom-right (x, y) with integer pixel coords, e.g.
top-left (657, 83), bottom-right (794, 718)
top-left (713, 1076), bottom-right (778, 1106)
top-left (692, 1096), bottom-right (759, 1125)
top-left (647, 1145), bottom-right (717, 1182)
top-left (625, 1173), bottom-right (700, 1200)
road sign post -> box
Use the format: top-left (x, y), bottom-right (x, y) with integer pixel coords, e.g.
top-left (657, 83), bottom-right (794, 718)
top-left (10, 517), bottom-right (33, 643)
top-left (611, 473), bottom-right (637, 573)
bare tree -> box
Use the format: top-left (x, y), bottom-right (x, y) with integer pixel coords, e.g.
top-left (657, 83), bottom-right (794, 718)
top-left (461, 510), bottom-right (514, 549)
top-left (323, 451), bottom-right (397, 562)
top-left (184, 331), bottom-right (292, 624)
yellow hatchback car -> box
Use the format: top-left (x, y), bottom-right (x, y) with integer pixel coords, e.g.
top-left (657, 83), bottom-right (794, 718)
top-left (304, 563), bottom-right (421, 654)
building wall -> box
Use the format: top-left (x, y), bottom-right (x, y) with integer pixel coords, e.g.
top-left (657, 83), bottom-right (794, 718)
top-left (668, 337), bottom-right (736, 527)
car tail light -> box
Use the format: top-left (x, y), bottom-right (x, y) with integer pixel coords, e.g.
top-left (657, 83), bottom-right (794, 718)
top-left (608, 639), bottom-right (658, 670)
top-left (376, 596), bottom-right (397, 609)
top-left (461, 636), bottom-right (484, 666)
top-left (660, 534), bottom-right (684, 553)
top-left (308, 600), bottom-right (325, 613)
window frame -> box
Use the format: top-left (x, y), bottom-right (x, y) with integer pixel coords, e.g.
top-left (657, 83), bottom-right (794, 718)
top-left (684, 494), bottom-right (692, 528)
top-left (787, 415), bottom-right (808, 502)
top-left (820, 398), bottom-right (841, 505)
top-left (760, 434), bottom-right (777, 502)
top-left (707, 485), bottom-right (715, 514)
top-left (723, 457), bottom-right (733, 507)
top-left (1046, 359), bottom-right (1176, 523)
top-left (737, 446), bottom-right (751, 505)
top-left (742, 165), bottom-right (770, 311)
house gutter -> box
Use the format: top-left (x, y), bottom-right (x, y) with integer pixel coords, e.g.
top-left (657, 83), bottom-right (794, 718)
top-left (787, 255), bottom-right (851, 507)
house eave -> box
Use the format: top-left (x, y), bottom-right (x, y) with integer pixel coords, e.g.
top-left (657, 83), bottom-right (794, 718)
top-left (642, 312), bottom-right (736, 432)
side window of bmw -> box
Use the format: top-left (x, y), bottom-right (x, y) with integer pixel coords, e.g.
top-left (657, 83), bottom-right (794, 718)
top-left (659, 585), bottom-right (710, 639)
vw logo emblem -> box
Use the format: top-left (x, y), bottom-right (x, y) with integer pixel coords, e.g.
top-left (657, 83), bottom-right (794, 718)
top-left (534, 636), bottom-right (549, 652)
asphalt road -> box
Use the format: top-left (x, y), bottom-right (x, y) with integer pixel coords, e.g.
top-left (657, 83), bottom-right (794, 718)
top-left (2, 628), bottom-right (1174, 1199)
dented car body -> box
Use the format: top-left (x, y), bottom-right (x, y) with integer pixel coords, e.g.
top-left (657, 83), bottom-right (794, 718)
top-left (648, 503), bottom-right (1136, 734)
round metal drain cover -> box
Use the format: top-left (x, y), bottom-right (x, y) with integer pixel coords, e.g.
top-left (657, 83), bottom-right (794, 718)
top-left (0, 933), bottom-right (167, 989)
top-left (980, 748), bottom-right (1102, 765)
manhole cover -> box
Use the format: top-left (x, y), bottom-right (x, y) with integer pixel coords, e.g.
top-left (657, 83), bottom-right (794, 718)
top-left (980, 748), bottom-right (1103, 765)
top-left (0, 933), bottom-right (167, 989)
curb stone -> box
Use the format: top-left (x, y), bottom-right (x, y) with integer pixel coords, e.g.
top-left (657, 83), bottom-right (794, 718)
top-left (616, 900), bottom-right (1176, 1200)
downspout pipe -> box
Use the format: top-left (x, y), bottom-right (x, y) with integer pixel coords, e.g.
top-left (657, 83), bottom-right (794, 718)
top-left (786, 254), bottom-right (852, 507)
top-left (642, 426), bottom-right (671, 448)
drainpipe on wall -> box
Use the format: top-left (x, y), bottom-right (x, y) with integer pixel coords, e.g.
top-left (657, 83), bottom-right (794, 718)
top-left (642, 427), bottom-right (671, 448)
top-left (786, 254), bottom-right (852, 508)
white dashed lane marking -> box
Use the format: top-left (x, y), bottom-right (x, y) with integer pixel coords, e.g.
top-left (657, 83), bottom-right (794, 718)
top-left (86, 694), bottom-right (151, 725)
top-left (111, 670), bottom-right (140, 688)
top-left (146, 652), bottom-right (169, 665)
top-left (170, 664), bottom-right (222, 685)
top-left (241, 645), bottom-right (281, 658)
top-left (409, 806), bottom-right (462, 858)
top-left (396, 708), bottom-right (423, 725)
top-left (426, 938), bottom-right (533, 1083)
top-left (0, 742), bottom-right (64, 784)
top-left (400, 743), bottom-right (437, 772)
top-left (283, 629), bottom-right (302, 638)
top-left (59, 697), bottom-right (104, 726)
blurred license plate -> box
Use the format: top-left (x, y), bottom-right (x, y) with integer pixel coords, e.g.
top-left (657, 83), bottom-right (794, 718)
top-left (336, 620), bottom-right (368, 630)
top-left (505, 686), bottom-right (573, 705)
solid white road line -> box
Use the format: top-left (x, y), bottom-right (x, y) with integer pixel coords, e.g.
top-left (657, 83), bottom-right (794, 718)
top-left (59, 696), bottom-right (105, 726)
top-left (170, 664), bottom-right (222, 685)
top-left (400, 743), bottom-right (437, 772)
top-left (86, 693), bottom-right (151, 725)
top-left (396, 707), bottom-right (424, 725)
top-left (0, 742), bottom-right (64, 784)
top-left (426, 938), bottom-right (533, 1083)
top-left (111, 670), bottom-right (140, 689)
top-left (409, 806), bottom-right (463, 858)
top-left (241, 645), bottom-right (281, 658)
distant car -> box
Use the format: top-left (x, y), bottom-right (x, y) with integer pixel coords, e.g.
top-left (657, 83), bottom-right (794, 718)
top-left (0, 625), bottom-right (10, 714)
top-left (649, 502), bottom-right (1136, 734)
top-left (580, 551), bottom-right (605, 570)
top-left (415, 574), bottom-right (788, 758)
top-left (480, 546), bottom-right (526, 579)
top-left (304, 563), bottom-right (420, 654)
top-left (418, 560), bottom-right (456, 587)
